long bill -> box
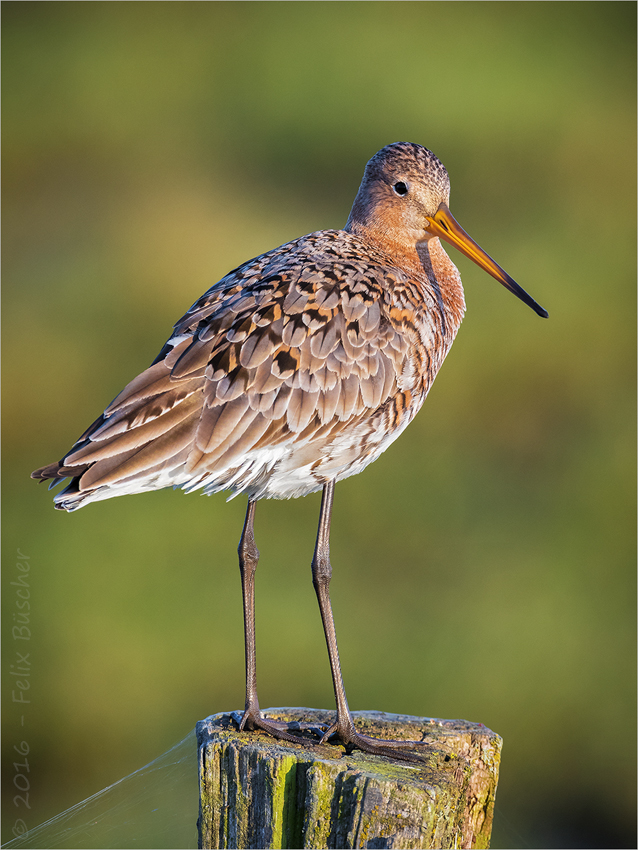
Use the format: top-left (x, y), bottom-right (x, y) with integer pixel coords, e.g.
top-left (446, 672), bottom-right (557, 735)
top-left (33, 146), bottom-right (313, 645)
top-left (426, 202), bottom-right (548, 318)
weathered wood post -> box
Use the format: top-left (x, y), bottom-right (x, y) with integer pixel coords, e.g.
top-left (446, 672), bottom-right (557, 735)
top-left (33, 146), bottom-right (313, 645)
top-left (197, 708), bottom-right (501, 849)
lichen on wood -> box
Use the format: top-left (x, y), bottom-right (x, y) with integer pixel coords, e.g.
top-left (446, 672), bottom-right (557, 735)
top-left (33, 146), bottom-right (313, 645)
top-left (197, 708), bottom-right (502, 850)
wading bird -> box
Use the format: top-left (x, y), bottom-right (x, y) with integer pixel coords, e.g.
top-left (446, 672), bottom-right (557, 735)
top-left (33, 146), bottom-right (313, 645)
top-left (33, 143), bottom-right (547, 759)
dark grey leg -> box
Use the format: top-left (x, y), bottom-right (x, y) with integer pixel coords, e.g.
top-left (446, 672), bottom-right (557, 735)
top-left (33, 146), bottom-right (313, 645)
top-left (312, 481), bottom-right (428, 762)
top-left (237, 499), bottom-right (315, 745)
top-left (310, 480), bottom-right (357, 740)
top-left (238, 499), bottom-right (260, 726)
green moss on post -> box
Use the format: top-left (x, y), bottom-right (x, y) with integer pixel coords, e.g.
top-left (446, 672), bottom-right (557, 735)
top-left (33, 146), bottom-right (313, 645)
top-left (197, 708), bottom-right (502, 849)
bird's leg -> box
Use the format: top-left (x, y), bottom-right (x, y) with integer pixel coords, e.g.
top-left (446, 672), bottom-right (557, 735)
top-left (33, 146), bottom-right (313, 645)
top-left (237, 499), bottom-right (316, 745)
top-left (312, 481), bottom-right (429, 763)
top-left (237, 499), bottom-right (260, 728)
top-left (311, 481), bottom-right (357, 740)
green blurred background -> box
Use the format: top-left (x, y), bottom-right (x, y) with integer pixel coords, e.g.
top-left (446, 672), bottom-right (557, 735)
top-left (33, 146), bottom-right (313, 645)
top-left (2, 2), bottom-right (635, 847)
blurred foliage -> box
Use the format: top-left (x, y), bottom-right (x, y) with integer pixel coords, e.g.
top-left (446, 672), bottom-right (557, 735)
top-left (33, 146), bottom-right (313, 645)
top-left (2, 2), bottom-right (635, 847)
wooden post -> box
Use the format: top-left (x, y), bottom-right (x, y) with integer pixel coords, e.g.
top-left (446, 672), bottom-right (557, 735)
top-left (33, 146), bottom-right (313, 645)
top-left (197, 708), bottom-right (501, 849)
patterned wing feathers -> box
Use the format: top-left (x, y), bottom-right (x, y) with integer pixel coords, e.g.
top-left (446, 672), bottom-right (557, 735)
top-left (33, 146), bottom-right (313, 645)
top-left (281, 318), bottom-right (308, 348)
top-left (215, 366), bottom-right (250, 402)
top-left (34, 239), bottom-right (420, 501)
top-left (190, 410), bottom-right (272, 472)
top-left (286, 387), bottom-right (321, 433)
top-left (79, 417), bottom-right (197, 490)
top-left (268, 384), bottom-right (293, 420)
top-left (309, 320), bottom-right (339, 359)
top-left (249, 356), bottom-right (284, 394)
top-left (104, 360), bottom-right (183, 417)
top-left (335, 373), bottom-right (362, 420)
top-left (316, 384), bottom-right (341, 424)
top-left (171, 339), bottom-right (213, 379)
top-left (310, 363), bottom-right (339, 392)
top-left (239, 327), bottom-right (280, 368)
top-left (66, 391), bottom-right (202, 464)
top-left (195, 395), bottom-right (251, 454)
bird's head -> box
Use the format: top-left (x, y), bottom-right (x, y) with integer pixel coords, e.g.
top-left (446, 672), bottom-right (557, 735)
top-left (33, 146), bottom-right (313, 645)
top-left (347, 142), bottom-right (548, 318)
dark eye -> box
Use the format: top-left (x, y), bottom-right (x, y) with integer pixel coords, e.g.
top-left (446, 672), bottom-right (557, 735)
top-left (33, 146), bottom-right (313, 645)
top-left (392, 181), bottom-right (409, 196)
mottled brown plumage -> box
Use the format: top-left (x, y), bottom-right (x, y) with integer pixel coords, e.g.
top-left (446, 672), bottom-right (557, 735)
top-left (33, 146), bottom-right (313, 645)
top-left (32, 142), bottom-right (547, 758)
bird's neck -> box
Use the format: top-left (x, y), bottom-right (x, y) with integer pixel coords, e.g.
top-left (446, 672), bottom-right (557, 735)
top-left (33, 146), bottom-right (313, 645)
top-left (346, 219), bottom-right (427, 277)
top-left (416, 238), bottom-right (466, 330)
top-left (346, 221), bottom-right (466, 324)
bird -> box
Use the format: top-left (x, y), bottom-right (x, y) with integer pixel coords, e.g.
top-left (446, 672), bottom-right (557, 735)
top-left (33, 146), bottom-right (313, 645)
top-left (32, 142), bottom-right (547, 760)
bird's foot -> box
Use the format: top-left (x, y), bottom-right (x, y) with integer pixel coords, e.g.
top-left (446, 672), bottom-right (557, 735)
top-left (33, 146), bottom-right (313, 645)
top-left (320, 717), bottom-right (429, 764)
top-left (233, 709), bottom-right (427, 763)
top-left (235, 707), bottom-right (324, 747)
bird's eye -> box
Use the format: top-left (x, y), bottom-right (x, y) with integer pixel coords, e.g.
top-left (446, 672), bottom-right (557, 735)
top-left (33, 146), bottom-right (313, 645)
top-left (392, 181), bottom-right (409, 196)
